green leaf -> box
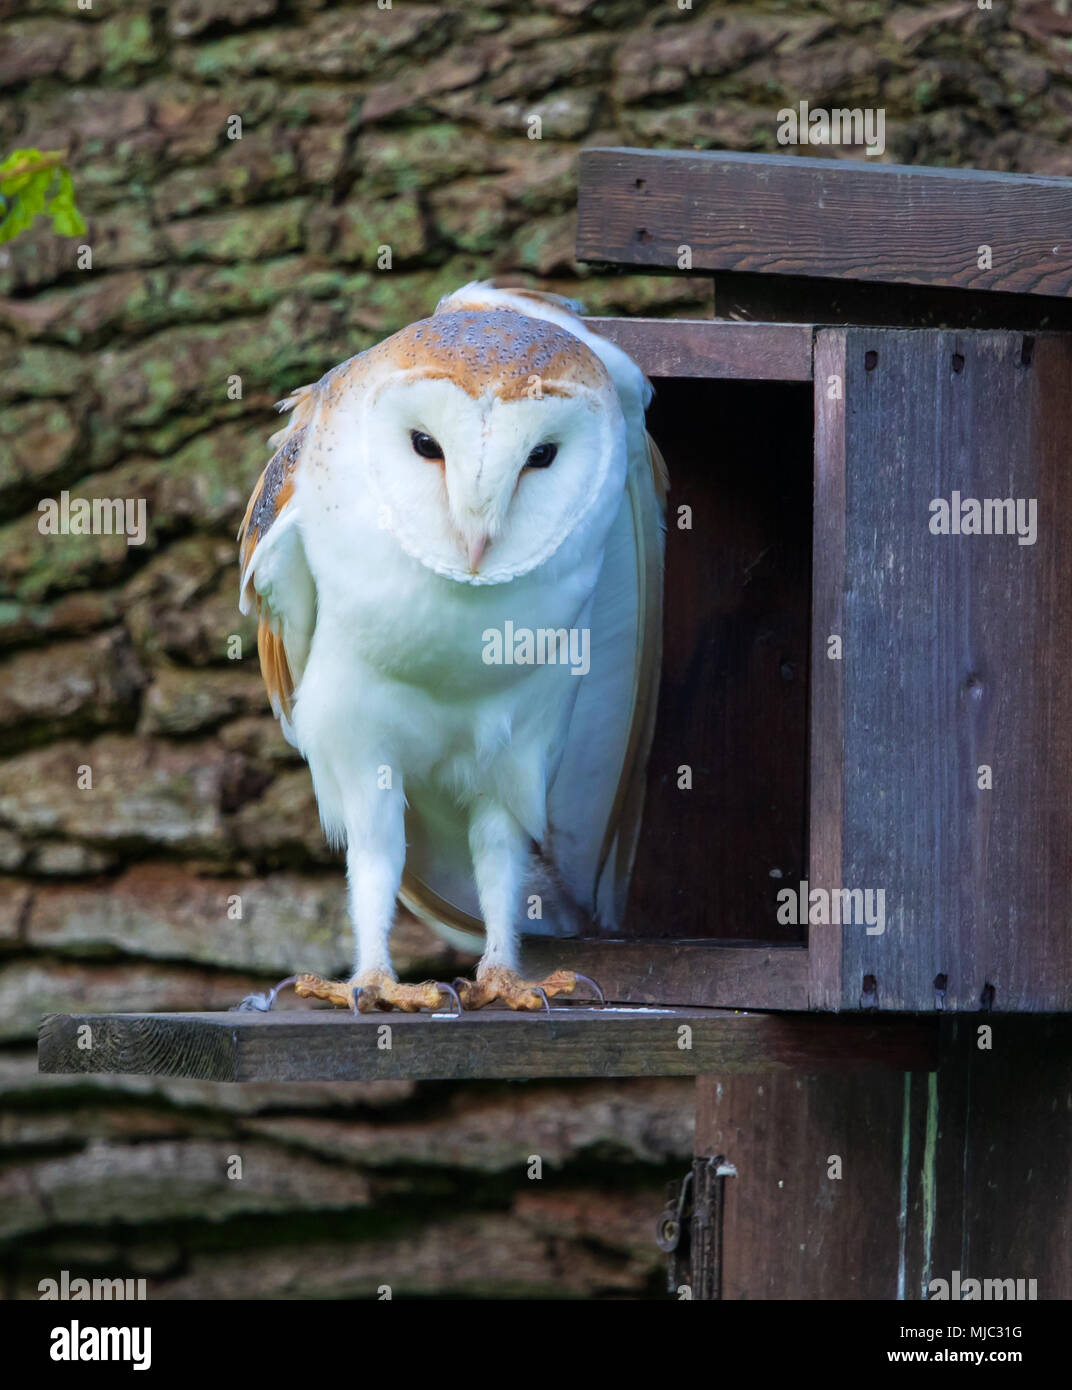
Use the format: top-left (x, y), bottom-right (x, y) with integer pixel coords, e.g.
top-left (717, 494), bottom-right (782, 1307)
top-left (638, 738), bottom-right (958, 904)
top-left (18, 171), bottom-right (50, 218)
top-left (0, 149), bottom-right (85, 244)
top-left (0, 149), bottom-right (52, 195)
top-left (50, 204), bottom-right (86, 238)
top-left (0, 197), bottom-right (36, 243)
top-left (0, 146), bottom-right (45, 178)
top-left (46, 168), bottom-right (86, 238)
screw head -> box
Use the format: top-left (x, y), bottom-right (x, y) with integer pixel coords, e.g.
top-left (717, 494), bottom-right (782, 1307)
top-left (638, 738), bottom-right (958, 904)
top-left (656, 1215), bottom-right (681, 1252)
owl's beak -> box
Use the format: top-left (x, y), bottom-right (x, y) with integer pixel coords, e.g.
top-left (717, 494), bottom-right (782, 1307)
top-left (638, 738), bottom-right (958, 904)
top-left (467, 534), bottom-right (489, 572)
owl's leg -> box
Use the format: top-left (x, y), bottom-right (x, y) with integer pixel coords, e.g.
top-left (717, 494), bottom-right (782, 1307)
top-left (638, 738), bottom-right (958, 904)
top-left (293, 775), bottom-right (458, 1014)
top-left (455, 801), bottom-right (602, 1011)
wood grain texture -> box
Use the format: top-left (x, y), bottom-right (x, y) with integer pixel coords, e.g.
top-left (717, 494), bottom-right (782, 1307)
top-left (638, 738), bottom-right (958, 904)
top-left (935, 1018), bottom-right (1072, 1300)
top-left (582, 317), bottom-right (814, 381)
top-left (708, 271), bottom-right (1072, 332)
top-left (698, 1020), bottom-right (1072, 1300)
top-left (521, 941), bottom-right (809, 1010)
top-left (808, 331), bottom-right (848, 1010)
top-left (577, 148), bottom-right (1072, 299)
top-left (902, 1018), bottom-right (1072, 1301)
top-left (695, 1068), bottom-right (914, 1299)
top-left (837, 329), bottom-right (1072, 1011)
top-left (38, 1009), bottom-right (938, 1083)
top-left (625, 379), bottom-right (813, 946)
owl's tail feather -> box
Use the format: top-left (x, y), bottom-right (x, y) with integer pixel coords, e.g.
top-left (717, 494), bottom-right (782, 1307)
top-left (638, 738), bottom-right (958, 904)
top-left (526, 843), bottom-right (595, 939)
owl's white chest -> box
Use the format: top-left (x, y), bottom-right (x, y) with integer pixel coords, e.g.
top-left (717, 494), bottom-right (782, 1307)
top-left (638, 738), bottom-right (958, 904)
top-left (291, 496), bottom-right (605, 832)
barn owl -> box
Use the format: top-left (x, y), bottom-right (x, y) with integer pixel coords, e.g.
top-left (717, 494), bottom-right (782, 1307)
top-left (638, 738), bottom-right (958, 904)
top-left (237, 282), bottom-right (666, 1013)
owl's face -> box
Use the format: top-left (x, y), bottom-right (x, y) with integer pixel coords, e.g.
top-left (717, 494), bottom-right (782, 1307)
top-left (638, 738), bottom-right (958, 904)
top-left (322, 311), bottom-right (625, 586)
top-left (365, 377), bottom-right (623, 584)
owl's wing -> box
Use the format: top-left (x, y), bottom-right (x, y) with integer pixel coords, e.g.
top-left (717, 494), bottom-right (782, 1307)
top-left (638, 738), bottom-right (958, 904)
top-left (237, 384), bottom-right (319, 745)
top-left (401, 284), bottom-right (667, 942)
top-left (546, 403), bottom-right (667, 933)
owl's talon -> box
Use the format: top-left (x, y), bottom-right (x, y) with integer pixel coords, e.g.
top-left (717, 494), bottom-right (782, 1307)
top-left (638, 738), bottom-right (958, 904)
top-left (534, 986), bottom-right (551, 1015)
top-left (353, 985), bottom-right (385, 1014)
top-left (235, 993), bottom-right (269, 1012)
top-left (233, 974), bottom-right (300, 1012)
top-left (571, 972), bottom-right (605, 1007)
top-left (434, 981), bottom-right (462, 1016)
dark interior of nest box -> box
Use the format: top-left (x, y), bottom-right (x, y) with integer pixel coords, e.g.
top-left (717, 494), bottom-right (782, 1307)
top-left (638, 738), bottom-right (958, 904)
top-left (621, 378), bottom-right (815, 946)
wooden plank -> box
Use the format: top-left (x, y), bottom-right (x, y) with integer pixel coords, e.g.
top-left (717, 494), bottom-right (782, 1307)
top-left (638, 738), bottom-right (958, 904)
top-left (38, 1009), bottom-right (939, 1084)
top-left (696, 1018), bottom-right (1072, 1300)
top-left (625, 378), bottom-right (813, 949)
top-left (838, 329), bottom-right (1072, 1011)
top-left (949, 1017), bottom-right (1072, 1299)
top-left (902, 1018), bottom-right (1072, 1300)
top-left (582, 316), bottom-right (814, 381)
top-left (904, 1022), bottom-right (966, 1303)
top-left (521, 941), bottom-right (809, 1010)
top-left (902, 1017), bottom-right (1072, 1301)
top-left (577, 148), bottom-right (1072, 299)
top-left (695, 1069), bottom-right (915, 1298)
top-left (709, 270), bottom-right (1072, 332)
top-left (808, 331), bottom-right (848, 1010)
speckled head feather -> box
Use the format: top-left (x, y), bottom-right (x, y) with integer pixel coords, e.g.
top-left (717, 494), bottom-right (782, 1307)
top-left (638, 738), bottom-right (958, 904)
top-left (367, 310), bottom-right (611, 402)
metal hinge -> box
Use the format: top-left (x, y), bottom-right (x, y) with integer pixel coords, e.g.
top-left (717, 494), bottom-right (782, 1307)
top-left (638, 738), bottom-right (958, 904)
top-left (656, 1155), bottom-right (738, 1300)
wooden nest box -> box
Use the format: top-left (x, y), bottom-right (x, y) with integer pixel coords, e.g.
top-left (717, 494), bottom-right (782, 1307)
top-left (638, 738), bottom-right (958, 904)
top-left (537, 146), bottom-right (1072, 1018)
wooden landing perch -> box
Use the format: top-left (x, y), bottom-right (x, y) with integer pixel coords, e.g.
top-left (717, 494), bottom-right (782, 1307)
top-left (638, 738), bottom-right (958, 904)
top-left (38, 1007), bottom-right (938, 1084)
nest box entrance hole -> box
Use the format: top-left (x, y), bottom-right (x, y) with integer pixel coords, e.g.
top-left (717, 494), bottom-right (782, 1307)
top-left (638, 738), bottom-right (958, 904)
top-left (625, 377), bottom-right (815, 946)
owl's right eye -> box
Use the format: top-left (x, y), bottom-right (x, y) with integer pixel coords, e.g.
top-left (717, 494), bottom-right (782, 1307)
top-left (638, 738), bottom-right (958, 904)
top-left (410, 430), bottom-right (443, 460)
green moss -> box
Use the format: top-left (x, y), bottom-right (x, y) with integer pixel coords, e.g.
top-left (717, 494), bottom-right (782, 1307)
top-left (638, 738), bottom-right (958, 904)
top-left (166, 200), bottom-right (308, 263)
top-left (332, 194), bottom-right (427, 265)
top-left (0, 346), bottom-right (86, 402)
top-left (362, 125), bottom-right (502, 195)
top-left (98, 14), bottom-right (160, 74)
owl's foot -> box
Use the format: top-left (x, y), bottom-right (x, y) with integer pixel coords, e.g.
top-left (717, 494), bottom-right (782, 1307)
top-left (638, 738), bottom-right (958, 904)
top-left (294, 969), bottom-right (461, 1015)
top-left (454, 965), bottom-right (604, 1012)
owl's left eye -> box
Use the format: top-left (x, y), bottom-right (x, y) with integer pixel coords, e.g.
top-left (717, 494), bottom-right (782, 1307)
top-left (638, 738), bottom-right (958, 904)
top-left (525, 442), bottom-right (558, 469)
top-left (411, 430), bottom-right (443, 460)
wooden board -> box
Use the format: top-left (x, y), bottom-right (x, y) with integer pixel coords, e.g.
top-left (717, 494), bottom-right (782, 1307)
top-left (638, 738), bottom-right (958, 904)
top-left (708, 271), bottom-right (1072, 333)
top-left (823, 329), bottom-right (1072, 1011)
top-left (521, 941), bottom-right (809, 1011)
top-left (37, 1008), bottom-right (938, 1084)
top-left (923, 1017), bottom-right (1072, 1300)
top-left (699, 1019), bottom-right (1072, 1299)
top-left (696, 1069), bottom-right (913, 1298)
top-left (625, 378), bottom-right (813, 947)
top-left (577, 148), bottom-right (1072, 300)
top-left (582, 317), bottom-right (814, 381)
top-left (808, 331), bottom-right (848, 1010)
